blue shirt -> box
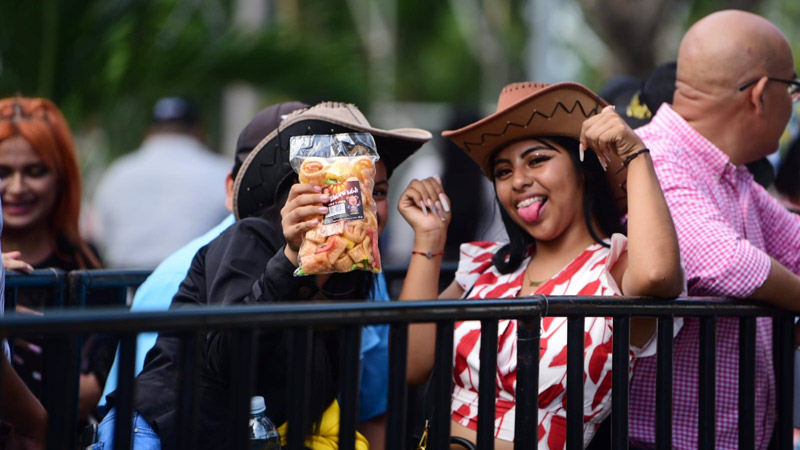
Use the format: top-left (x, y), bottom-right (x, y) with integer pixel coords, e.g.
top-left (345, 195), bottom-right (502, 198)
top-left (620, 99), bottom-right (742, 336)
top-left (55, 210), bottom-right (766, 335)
top-left (99, 215), bottom-right (235, 407)
top-left (100, 214), bottom-right (391, 421)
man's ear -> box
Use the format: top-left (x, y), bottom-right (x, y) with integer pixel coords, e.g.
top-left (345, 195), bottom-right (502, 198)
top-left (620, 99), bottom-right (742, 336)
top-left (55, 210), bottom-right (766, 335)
top-left (224, 173), bottom-right (234, 213)
top-left (750, 76), bottom-right (769, 116)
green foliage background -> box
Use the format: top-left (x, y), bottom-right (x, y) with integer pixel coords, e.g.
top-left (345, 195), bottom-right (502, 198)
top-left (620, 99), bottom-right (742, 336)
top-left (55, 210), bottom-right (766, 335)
top-left (0, 0), bottom-right (797, 162)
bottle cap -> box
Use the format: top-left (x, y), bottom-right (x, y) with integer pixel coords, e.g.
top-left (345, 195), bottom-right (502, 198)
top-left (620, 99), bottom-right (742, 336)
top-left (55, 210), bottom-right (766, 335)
top-left (250, 396), bottom-right (266, 414)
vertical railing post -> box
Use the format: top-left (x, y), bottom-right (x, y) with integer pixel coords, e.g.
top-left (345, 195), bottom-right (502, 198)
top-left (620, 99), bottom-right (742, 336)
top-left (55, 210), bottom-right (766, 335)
top-left (229, 329), bottom-right (256, 450)
top-left (430, 320), bottom-right (454, 450)
top-left (698, 316), bottom-right (717, 450)
top-left (738, 317), bottom-right (756, 450)
top-left (611, 316), bottom-right (630, 450)
top-left (43, 334), bottom-right (80, 450)
top-left (515, 314), bottom-right (541, 449)
top-left (176, 331), bottom-right (202, 450)
top-left (566, 316), bottom-right (584, 450)
top-left (287, 327), bottom-right (313, 450)
top-left (338, 326), bottom-right (362, 450)
top-left (477, 319), bottom-right (498, 450)
top-left (386, 323), bottom-right (409, 450)
top-left (113, 333), bottom-right (137, 450)
top-left (773, 314), bottom-right (795, 450)
top-left (655, 316), bottom-right (674, 450)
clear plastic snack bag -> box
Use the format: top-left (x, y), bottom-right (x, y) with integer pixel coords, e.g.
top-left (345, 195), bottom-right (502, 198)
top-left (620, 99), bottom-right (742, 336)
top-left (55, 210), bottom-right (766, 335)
top-left (289, 133), bottom-right (382, 276)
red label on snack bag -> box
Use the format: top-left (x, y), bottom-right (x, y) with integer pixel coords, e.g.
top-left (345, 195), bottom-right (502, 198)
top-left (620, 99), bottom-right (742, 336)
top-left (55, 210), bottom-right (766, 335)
top-left (323, 180), bottom-right (364, 224)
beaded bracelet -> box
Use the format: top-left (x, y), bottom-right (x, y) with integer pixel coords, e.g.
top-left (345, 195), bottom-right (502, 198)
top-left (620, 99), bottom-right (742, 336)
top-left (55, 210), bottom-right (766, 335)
top-left (622, 148), bottom-right (650, 168)
top-left (411, 250), bottom-right (445, 259)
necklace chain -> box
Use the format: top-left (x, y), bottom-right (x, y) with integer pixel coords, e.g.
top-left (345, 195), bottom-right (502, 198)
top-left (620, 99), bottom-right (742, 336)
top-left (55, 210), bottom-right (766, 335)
top-left (524, 263), bottom-right (547, 288)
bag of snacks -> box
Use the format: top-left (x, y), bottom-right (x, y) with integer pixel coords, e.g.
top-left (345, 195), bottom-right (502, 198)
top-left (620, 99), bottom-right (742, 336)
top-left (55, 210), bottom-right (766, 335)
top-left (289, 133), bottom-right (382, 276)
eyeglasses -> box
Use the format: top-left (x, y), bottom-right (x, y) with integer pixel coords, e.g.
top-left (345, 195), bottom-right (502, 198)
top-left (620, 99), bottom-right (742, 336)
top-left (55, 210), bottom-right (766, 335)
top-left (738, 76), bottom-right (800, 102)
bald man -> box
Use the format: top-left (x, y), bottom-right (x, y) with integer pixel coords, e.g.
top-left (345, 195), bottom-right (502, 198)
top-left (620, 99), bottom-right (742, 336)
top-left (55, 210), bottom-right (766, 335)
top-left (628, 10), bottom-right (800, 450)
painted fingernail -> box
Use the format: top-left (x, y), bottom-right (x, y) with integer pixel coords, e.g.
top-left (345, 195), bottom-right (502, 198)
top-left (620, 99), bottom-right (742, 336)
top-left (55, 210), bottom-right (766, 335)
top-left (427, 199), bottom-right (441, 218)
top-left (320, 194), bottom-right (329, 202)
top-left (579, 143), bottom-right (585, 162)
top-left (435, 201), bottom-right (445, 219)
top-left (600, 159), bottom-right (607, 171)
top-left (439, 193), bottom-right (451, 212)
top-left (419, 201), bottom-right (428, 216)
top-left (313, 185), bottom-right (321, 192)
top-left (434, 175), bottom-right (442, 184)
top-left (319, 206), bottom-right (328, 213)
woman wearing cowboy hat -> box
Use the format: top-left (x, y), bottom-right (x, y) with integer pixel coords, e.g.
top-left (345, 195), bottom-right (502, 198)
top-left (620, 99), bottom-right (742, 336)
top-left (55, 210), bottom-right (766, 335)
top-left (398, 82), bottom-right (684, 449)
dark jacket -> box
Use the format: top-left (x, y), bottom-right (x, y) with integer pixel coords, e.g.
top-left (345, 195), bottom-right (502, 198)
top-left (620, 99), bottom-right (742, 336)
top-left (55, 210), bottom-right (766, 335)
top-left (128, 217), bottom-right (368, 449)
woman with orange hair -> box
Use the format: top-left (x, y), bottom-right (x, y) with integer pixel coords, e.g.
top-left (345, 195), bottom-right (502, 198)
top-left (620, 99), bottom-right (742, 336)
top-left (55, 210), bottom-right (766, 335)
top-left (0, 97), bottom-right (111, 423)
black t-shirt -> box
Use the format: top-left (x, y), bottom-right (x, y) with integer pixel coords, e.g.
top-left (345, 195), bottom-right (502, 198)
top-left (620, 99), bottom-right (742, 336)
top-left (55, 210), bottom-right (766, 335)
top-left (129, 217), bottom-right (369, 450)
top-left (10, 236), bottom-right (116, 400)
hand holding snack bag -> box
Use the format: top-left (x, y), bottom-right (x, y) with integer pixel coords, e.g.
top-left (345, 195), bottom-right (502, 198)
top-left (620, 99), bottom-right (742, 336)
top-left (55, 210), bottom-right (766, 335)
top-left (290, 133), bottom-right (382, 276)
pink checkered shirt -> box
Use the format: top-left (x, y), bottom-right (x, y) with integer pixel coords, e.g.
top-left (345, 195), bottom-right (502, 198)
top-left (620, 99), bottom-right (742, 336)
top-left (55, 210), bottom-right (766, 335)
top-left (629, 104), bottom-right (800, 449)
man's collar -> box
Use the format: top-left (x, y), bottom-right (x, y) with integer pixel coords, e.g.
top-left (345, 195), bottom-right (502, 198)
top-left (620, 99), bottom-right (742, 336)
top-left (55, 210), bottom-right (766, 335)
top-left (652, 104), bottom-right (734, 177)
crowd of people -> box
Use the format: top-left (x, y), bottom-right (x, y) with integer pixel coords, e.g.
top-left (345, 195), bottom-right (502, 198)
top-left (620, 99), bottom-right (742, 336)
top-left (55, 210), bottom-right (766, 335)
top-left (0, 8), bottom-right (798, 450)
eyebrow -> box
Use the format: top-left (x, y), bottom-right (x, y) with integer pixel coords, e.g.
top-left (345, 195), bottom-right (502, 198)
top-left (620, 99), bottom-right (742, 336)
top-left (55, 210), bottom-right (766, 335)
top-left (493, 144), bottom-right (558, 166)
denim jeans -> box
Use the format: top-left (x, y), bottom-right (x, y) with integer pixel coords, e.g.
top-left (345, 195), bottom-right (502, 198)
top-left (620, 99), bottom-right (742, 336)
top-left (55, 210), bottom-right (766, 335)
top-left (93, 408), bottom-right (162, 450)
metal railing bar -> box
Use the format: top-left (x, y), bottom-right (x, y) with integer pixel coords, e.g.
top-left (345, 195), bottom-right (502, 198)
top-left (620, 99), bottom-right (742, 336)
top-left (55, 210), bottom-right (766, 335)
top-left (0, 297), bottom-right (786, 336)
top-left (43, 334), bottom-right (80, 450)
top-left (514, 315), bottom-right (540, 449)
top-left (287, 327), bottom-right (313, 450)
top-left (774, 315), bottom-right (795, 450)
top-left (65, 269), bottom-right (152, 288)
top-left (385, 323), bottom-right (409, 450)
top-left (230, 330), bottom-right (255, 450)
top-left (566, 316), bottom-right (584, 450)
top-left (113, 334), bottom-right (136, 450)
top-left (477, 319), bottom-right (498, 450)
top-left (176, 331), bottom-right (202, 450)
top-left (5, 268), bottom-right (66, 287)
top-left (698, 315), bottom-right (717, 450)
top-left (655, 316), bottom-right (673, 450)
top-left (431, 320), bottom-right (454, 450)
top-left (738, 317), bottom-right (756, 450)
top-left (338, 326), bottom-right (362, 450)
top-left (611, 316), bottom-right (630, 450)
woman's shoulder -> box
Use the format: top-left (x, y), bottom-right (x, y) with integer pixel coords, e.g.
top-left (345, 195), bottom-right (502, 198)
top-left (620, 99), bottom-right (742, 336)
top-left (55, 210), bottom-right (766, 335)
top-left (458, 241), bottom-right (506, 261)
top-left (453, 241), bottom-right (507, 292)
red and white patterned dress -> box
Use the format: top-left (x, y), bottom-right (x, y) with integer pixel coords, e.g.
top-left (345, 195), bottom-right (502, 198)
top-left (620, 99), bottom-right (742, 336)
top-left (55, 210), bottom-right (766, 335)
top-left (450, 235), bottom-right (665, 449)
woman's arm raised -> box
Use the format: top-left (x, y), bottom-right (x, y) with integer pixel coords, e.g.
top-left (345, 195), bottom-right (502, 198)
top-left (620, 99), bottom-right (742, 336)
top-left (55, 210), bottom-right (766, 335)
top-left (396, 177), bottom-right (457, 384)
top-left (580, 106), bottom-right (683, 298)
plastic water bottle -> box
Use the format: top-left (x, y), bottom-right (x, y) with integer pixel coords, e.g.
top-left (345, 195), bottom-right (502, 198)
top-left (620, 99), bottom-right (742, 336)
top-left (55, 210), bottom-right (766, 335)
top-left (249, 396), bottom-right (282, 450)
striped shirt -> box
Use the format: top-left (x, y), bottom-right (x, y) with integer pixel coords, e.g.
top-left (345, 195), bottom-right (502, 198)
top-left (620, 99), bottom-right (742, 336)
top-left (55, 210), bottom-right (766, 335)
top-left (629, 104), bottom-right (800, 449)
top-left (452, 236), bottom-right (665, 449)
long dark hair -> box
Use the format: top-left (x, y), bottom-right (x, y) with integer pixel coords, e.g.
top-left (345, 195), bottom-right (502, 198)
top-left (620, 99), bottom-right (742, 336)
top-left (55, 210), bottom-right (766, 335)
top-left (490, 136), bottom-right (624, 274)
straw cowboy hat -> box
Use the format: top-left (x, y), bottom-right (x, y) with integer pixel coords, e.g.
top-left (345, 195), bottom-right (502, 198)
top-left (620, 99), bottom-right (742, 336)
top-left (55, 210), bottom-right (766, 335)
top-left (233, 102), bottom-right (432, 220)
top-left (442, 81), bottom-right (628, 210)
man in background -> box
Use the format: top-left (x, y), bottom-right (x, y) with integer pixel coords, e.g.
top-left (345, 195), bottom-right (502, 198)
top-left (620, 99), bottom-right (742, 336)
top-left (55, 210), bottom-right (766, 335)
top-left (628, 10), bottom-right (800, 449)
top-left (91, 97), bottom-right (229, 269)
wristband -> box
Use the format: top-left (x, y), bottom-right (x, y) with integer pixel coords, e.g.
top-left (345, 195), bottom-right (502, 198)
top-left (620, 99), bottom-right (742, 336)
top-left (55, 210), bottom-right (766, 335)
top-left (622, 148), bottom-right (650, 168)
top-left (411, 250), bottom-right (445, 259)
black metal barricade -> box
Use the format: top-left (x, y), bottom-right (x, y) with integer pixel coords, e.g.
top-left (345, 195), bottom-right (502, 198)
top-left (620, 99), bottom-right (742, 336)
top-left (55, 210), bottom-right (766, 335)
top-left (3, 269), bottom-right (150, 449)
top-left (0, 271), bottom-right (796, 450)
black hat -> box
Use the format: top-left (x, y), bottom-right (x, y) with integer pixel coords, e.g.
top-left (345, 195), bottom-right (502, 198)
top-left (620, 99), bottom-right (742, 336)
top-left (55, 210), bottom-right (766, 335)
top-left (233, 102), bottom-right (432, 219)
top-left (151, 97), bottom-right (199, 125)
top-left (231, 101), bottom-right (308, 178)
top-left (601, 62), bottom-right (677, 129)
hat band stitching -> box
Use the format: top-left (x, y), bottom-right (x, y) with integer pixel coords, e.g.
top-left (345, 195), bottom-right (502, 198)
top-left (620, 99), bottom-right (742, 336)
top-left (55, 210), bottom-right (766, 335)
top-left (462, 98), bottom-right (602, 154)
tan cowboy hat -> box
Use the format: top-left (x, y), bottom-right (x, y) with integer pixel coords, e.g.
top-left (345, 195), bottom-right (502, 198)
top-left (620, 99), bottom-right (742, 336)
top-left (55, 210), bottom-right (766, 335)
top-left (233, 102), bottom-right (432, 220)
top-left (442, 81), bottom-right (628, 210)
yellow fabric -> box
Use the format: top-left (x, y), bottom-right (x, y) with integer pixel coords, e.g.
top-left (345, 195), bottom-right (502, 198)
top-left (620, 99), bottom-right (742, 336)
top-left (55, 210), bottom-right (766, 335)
top-left (277, 399), bottom-right (369, 450)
